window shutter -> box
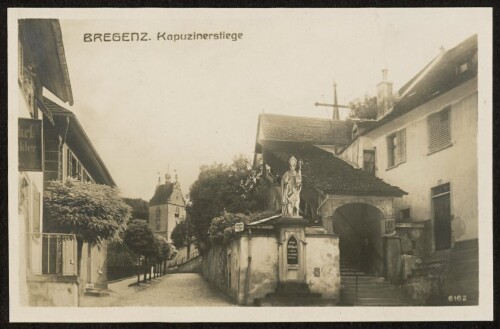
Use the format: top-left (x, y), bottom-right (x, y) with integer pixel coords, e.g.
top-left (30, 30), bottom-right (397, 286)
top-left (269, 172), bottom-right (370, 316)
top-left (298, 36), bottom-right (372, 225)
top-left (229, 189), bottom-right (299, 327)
top-left (428, 107), bottom-right (451, 152)
top-left (397, 129), bottom-right (406, 163)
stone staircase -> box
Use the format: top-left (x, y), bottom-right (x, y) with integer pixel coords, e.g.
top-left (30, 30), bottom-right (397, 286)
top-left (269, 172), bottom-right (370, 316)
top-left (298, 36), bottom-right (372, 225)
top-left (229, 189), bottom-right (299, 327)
top-left (340, 260), bottom-right (416, 306)
top-left (255, 282), bottom-right (336, 306)
top-left (403, 239), bottom-right (478, 305)
top-left (84, 282), bottom-right (110, 297)
top-left (441, 240), bottom-right (479, 305)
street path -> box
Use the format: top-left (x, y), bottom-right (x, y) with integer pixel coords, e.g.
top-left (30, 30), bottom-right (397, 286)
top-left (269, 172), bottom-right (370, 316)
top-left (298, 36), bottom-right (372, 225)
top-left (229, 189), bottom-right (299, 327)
top-left (80, 273), bottom-right (235, 307)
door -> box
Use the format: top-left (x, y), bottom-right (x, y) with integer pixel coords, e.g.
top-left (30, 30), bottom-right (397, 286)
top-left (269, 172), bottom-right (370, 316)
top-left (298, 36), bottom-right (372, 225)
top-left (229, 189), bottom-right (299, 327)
top-left (433, 184), bottom-right (451, 250)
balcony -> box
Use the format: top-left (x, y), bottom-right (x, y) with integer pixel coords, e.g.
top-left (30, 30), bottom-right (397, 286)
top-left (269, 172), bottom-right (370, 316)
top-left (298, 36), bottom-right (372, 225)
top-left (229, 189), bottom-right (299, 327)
top-left (27, 232), bottom-right (77, 276)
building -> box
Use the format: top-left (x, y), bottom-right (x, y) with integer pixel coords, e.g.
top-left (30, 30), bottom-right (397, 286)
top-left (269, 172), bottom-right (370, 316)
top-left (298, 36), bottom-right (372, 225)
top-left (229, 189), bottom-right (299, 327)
top-left (338, 34), bottom-right (478, 304)
top-left (149, 173), bottom-right (186, 242)
top-left (246, 34), bottom-right (478, 305)
top-left (17, 19), bottom-right (116, 306)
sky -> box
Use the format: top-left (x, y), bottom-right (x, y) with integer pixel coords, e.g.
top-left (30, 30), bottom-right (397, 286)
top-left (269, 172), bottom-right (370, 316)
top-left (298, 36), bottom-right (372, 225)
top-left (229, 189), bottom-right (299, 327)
top-left (48, 9), bottom-right (486, 200)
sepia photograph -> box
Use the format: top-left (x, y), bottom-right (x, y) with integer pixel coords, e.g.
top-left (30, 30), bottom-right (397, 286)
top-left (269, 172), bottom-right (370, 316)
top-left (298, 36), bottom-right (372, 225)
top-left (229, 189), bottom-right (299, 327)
top-left (8, 7), bottom-right (493, 322)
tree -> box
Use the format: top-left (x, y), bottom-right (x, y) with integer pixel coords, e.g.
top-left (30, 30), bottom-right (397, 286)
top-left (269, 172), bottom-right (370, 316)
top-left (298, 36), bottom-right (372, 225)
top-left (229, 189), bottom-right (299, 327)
top-left (123, 222), bottom-right (158, 260)
top-left (188, 155), bottom-right (266, 249)
top-left (43, 179), bottom-right (132, 276)
top-left (122, 198), bottom-right (149, 220)
top-left (349, 94), bottom-right (378, 120)
top-left (170, 217), bottom-right (196, 249)
top-left (155, 235), bottom-right (177, 261)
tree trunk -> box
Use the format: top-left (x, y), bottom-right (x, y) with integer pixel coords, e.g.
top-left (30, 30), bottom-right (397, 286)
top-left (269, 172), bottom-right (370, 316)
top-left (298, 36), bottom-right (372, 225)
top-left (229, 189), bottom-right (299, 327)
top-left (77, 238), bottom-right (84, 277)
top-left (137, 257), bottom-right (141, 285)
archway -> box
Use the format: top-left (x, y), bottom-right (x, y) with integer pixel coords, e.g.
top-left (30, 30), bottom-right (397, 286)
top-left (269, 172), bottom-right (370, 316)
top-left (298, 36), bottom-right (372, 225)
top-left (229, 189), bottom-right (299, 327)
top-left (332, 203), bottom-right (385, 275)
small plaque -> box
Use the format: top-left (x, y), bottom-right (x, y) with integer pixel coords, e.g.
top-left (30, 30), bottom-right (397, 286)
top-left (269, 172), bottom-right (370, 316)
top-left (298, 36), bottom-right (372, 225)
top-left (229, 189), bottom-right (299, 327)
top-left (287, 236), bottom-right (298, 264)
top-left (234, 222), bottom-right (244, 232)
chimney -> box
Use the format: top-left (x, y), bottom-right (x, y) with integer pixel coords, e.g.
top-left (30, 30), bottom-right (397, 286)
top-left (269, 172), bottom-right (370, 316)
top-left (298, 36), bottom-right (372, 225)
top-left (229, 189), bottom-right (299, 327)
top-left (376, 69), bottom-right (393, 119)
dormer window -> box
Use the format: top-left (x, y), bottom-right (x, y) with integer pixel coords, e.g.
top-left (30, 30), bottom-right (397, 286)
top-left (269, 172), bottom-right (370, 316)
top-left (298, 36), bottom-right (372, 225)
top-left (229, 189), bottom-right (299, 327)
top-left (458, 62), bottom-right (469, 74)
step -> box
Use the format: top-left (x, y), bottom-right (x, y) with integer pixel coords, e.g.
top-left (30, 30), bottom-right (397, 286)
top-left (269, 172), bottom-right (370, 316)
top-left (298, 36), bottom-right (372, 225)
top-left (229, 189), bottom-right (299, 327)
top-left (257, 294), bottom-right (336, 306)
top-left (341, 276), bottom-right (386, 283)
top-left (340, 270), bottom-right (367, 276)
top-left (450, 260), bottom-right (479, 272)
top-left (84, 288), bottom-right (110, 297)
top-left (450, 248), bottom-right (478, 260)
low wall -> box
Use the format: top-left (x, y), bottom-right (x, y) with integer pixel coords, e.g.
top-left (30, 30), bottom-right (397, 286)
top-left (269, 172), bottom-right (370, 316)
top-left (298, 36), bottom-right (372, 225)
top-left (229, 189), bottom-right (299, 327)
top-left (202, 235), bottom-right (279, 305)
top-left (202, 243), bottom-right (230, 295)
top-left (305, 233), bottom-right (340, 300)
top-left (177, 255), bottom-right (202, 273)
top-left (27, 275), bottom-right (79, 306)
top-left (107, 265), bottom-right (138, 281)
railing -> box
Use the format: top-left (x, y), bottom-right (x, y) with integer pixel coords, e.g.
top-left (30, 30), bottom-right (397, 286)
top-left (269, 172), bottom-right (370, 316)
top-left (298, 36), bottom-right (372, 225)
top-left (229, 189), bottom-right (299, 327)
top-left (27, 232), bottom-right (77, 276)
top-left (167, 251), bottom-right (200, 268)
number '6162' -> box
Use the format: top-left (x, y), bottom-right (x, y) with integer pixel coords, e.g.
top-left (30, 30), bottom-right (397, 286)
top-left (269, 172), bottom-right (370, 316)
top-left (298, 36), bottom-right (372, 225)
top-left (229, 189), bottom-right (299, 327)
top-left (448, 295), bottom-right (467, 302)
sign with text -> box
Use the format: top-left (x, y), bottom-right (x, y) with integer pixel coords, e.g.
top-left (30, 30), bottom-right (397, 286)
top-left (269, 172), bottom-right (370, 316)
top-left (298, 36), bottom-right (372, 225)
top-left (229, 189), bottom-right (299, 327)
top-left (287, 236), bottom-right (298, 265)
top-left (234, 222), bottom-right (244, 232)
top-left (18, 118), bottom-right (43, 171)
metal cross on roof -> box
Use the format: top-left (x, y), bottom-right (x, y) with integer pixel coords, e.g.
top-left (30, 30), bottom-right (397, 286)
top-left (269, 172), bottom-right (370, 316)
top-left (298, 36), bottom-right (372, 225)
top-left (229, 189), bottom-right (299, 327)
top-left (314, 81), bottom-right (352, 120)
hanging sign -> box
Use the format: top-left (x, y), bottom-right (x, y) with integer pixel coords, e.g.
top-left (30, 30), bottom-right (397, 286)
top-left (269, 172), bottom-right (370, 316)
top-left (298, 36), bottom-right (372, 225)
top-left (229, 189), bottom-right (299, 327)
top-left (18, 118), bottom-right (43, 171)
top-left (234, 222), bottom-right (244, 232)
top-left (287, 236), bottom-right (298, 265)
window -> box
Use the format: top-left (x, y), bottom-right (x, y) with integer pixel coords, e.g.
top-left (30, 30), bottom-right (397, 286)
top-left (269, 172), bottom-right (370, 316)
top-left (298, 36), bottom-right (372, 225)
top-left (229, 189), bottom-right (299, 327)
top-left (156, 208), bottom-right (161, 230)
top-left (387, 129), bottom-right (406, 168)
top-left (363, 150), bottom-right (375, 176)
top-left (428, 107), bottom-right (451, 153)
top-left (175, 207), bottom-right (180, 218)
top-left (400, 208), bottom-right (411, 221)
top-left (67, 149), bottom-right (93, 181)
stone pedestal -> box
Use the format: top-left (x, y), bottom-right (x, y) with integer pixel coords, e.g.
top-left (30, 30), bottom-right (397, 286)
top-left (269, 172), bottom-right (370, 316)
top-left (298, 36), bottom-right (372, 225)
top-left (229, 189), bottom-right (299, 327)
top-left (276, 217), bottom-right (309, 286)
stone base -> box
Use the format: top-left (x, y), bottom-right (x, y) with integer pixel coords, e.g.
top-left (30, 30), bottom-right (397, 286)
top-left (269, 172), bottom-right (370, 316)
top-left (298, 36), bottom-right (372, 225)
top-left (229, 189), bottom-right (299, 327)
top-left (275, 217), bottom-right (309, 226)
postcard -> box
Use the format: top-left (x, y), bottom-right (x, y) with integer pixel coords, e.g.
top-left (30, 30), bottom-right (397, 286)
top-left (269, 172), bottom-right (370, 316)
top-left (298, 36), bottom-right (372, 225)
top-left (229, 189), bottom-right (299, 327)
top-left (8, 7), bottom-right (493, 322)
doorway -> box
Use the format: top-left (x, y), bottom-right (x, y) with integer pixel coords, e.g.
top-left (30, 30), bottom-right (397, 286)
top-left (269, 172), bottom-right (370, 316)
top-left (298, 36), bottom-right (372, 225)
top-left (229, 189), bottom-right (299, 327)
top-left (432, 183), bottom-right (451, 251)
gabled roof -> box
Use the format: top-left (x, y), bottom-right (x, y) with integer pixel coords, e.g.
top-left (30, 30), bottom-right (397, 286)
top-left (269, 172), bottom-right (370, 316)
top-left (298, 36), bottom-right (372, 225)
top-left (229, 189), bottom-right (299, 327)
top-left (41, 97), bottom-right (115, 186)
top-left (19, 19), bottom-right (73, 105)
top-left (365, 34), bottom-right (477, 134)
top-left (260, 140), bottom-right (406, 197)
top-left (255, 113), bottom-right (354, 152)
top-left (149, 183), bottom-right (175, 206)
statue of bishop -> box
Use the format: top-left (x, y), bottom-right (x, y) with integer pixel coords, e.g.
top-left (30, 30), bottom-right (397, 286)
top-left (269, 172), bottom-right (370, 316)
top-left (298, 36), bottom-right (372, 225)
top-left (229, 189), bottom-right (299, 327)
top-left (281, 156), bottom-right (303, 217)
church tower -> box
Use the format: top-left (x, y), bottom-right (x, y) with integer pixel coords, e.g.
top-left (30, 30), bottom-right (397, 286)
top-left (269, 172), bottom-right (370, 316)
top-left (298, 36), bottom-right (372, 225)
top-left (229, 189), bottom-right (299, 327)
top-left (148, 172), bottom-right (186, 241)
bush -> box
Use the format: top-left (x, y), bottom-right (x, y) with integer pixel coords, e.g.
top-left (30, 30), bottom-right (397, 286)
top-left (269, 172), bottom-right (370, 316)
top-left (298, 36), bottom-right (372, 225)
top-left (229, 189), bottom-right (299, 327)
top-left (208, 209), bottom-right (279, 245)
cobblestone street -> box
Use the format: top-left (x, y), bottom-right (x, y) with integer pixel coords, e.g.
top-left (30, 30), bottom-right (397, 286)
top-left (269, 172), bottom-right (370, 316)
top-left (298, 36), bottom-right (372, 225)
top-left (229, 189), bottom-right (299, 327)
top-left (80, 273), bottom-right (235, 307)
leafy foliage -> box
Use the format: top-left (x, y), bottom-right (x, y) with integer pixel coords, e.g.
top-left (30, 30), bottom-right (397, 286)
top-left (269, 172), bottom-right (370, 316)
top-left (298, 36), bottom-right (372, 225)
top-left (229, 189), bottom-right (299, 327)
top-left (122, 198), bottom-right (149, 220)
top-left (170, 218), bottom-right (195, 249)
top-left (348, 94), bottom-right (378, 120)
top-left (107, 241), bottom-right (137, 266)
top-left (123, 222), bottom-right (158, 258)
top-left (44, 179), bottom-right (132, 245)
top-left (188, 155), bottom-right (266, 249)
top-left (123, 222), bottom-right (177, 261)
top-left (155, 235), bottom-right (177, 260)
top-left (208, 209), bottom-right (279, 245)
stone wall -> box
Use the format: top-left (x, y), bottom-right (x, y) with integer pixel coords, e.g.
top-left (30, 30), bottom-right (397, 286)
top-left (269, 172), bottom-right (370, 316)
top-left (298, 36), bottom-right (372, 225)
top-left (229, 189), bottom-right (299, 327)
top-left (27, 275), bottom-right (79, 306)
top-left (202, 235), bottom-right (279, 305)
top-left (304, 233), bottom-right (340, 300)
top-left (177, 255), bottom-right (202, 273)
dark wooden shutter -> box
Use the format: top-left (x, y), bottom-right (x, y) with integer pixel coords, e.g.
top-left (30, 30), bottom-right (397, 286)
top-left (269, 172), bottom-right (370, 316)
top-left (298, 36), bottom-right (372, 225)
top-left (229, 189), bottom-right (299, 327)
top-left (428, 107), bottom-right (451, 152)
